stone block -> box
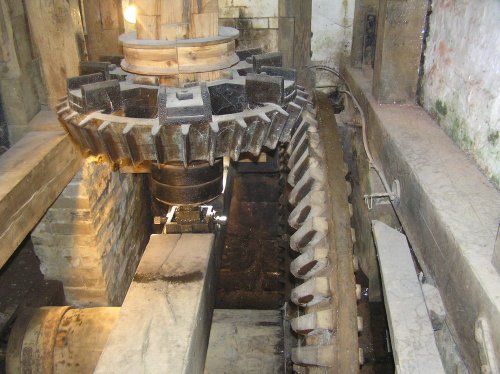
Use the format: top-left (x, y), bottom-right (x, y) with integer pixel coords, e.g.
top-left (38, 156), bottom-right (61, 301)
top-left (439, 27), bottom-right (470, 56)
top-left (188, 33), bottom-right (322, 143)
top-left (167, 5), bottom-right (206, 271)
top-left (64, 286), bottom-right (110, 307)
top-left (218, 5), bottom-right (240, 18)
top-left (32, 159), bottom-right (151, 306)
top-left (268, 17), bottom-right (279, 29)
top-left (205, 310), bottom-right (283, 373)
top-left (32, 232), bottom-right (97, 248)
top-left (61, 182), bottom-right (89, 199)
top-left (51, 196), bottom-right (90, 210)
top-left (252, 18), bottom-right (269, 29)
top-left (95, 234), bottom-right (216, 373)
top-left (219, 18), bottom-right (236, 27)
top-left (232, 0), bottom-right (278, 18)
top-left (238, 29), bottom-right (279, 52)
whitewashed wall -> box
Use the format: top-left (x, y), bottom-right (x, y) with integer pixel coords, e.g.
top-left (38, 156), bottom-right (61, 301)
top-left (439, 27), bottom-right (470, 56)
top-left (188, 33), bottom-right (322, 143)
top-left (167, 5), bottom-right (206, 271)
top-left (311, 0), bottom-right (355, 67)
top-left (422, 0), bottom-right (500, 187)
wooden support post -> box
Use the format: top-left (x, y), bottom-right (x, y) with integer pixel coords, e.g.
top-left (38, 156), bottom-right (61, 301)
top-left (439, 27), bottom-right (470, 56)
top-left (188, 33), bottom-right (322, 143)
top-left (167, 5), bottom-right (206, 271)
top-left (200, 0), bottom-right (218, 13)
top-left (0, 131), bottom-right (81, 269)
top-left (190, 12), bottom-right (218, 38)
top-left (0, 0), bottom-right (21, 80)
top-left (350, 0), bottom-right (379, 67)
top-left (136, 0), bottom-right (160, 39)
top-left (158, 0), bottom-right (190, 40)
top-left (278, 0), bottom-right (312, 83)
top-left (372, 0), bottom-right (428, 103)
top-left (372, 220), bottom-right (445, 372)
top-left (278, 0), bottom-right (312, 68)
top-left (24, 0), bottom-right (84, 108)
top-left (83, 0), bottom-right (124, 60)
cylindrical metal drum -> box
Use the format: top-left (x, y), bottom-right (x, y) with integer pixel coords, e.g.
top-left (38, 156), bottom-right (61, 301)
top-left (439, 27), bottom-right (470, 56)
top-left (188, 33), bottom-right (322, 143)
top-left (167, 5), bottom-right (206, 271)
top-left (6, 306), bottom-right (120, 374)
top-left (151, 159), bottom-right (223, 208)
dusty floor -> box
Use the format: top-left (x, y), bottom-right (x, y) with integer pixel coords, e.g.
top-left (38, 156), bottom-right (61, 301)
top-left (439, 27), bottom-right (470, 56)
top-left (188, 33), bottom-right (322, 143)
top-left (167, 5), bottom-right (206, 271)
top-left (356, 272), bottom-right (395, 373)
top-left (205, 309), bottom-right (283, 373)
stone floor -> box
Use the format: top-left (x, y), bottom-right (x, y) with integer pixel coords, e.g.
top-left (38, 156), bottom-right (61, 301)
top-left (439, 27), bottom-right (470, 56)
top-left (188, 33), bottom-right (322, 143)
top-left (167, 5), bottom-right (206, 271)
top-left (205, 309), bottom-right (283, 374)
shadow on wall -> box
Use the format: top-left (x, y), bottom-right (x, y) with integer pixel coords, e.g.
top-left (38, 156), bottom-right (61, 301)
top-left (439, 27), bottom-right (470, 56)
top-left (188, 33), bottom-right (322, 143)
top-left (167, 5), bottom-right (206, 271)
top-left (0, 91), bottom-right (9, 154)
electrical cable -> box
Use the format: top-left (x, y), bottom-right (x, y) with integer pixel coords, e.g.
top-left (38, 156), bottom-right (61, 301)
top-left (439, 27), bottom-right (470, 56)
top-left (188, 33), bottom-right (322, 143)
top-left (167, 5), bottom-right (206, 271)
top-left (305, 65), bottom-right (395, 200)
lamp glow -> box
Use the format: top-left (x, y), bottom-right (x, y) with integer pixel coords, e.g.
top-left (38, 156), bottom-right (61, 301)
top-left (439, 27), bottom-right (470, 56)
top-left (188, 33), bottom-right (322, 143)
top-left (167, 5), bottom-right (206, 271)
top-left (124, 5), bottom-right (137, 24)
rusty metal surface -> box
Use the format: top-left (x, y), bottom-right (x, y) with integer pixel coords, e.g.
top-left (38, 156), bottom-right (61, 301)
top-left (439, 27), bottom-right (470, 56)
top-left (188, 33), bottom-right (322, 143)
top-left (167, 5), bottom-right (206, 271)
top-left (151, 160), bottom-right (223, 206)
top-left (56, 52), bottom-right (312, 171)
top-left (6, 307), bottom-right (119, 374)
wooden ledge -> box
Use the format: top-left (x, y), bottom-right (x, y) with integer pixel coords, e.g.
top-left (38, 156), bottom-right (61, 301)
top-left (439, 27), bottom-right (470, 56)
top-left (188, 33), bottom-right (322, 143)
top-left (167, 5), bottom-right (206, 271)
top-left (0, 131), bottom-right (81, 268)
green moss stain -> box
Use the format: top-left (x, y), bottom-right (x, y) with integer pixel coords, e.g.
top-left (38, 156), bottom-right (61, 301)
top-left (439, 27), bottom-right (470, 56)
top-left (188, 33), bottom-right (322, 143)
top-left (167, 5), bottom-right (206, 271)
top-left (445, 115), bottom-right (473, 152)
top-left (492, 175), bottom-right (500, 188)
top-left (430, 96), bottom-right (499, 189)
top-left (435, 100), bottom-right (447, 116)
top-left (487, 130), bottom-right (499, 146)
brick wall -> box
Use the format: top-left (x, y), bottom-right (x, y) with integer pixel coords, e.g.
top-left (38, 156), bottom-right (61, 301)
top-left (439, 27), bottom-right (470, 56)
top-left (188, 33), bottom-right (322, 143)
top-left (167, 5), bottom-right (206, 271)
top-left (218, 0), bottom-right (279, 52)
top-left (32, 158), bottom-right (151, 306)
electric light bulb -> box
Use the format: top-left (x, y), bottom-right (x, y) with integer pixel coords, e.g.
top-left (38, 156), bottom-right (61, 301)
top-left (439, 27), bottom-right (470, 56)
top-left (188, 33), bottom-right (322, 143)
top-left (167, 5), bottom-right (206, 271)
top-left (124, 5), bottom-right (137, 24)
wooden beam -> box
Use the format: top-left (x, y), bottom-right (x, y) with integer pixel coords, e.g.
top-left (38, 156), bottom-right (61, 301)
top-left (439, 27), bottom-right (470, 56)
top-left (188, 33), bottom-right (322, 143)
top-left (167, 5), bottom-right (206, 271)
top-left (316, 93), bottom-right (360, 373)
top-left (83, 0), bottom-right (124, 60)
top-left (190, 12), bottom-right (218, 38)
top-left (0, 0), bottom-right (21, 79)
top-left (24, 0), bottom-right (83, 108)
top-left (0, 131), bottom-right (81, 269)
top-left (372, 0), bottom-right (428, 103)
top-left (159, 0), bottom-right (190, 40)
top-left (372, 220), bottom-right (445, 373)
top-left (350, 0), bottom-right (379, 67)
top-left (278, 0), bottom-right (312, 83)
top-left (200, 0), bottom-right (217, 13)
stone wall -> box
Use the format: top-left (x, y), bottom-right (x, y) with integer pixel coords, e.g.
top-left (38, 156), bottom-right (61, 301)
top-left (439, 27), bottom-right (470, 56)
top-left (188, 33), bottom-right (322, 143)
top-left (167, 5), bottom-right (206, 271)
top-left (422, 0), bottom-right (500, 188)
top-left (311, 0), bottom-right (355, 67)
top-left (32, 158), bottom-right (151, 306)
top-left (218, 0), bottom-right (279, 52)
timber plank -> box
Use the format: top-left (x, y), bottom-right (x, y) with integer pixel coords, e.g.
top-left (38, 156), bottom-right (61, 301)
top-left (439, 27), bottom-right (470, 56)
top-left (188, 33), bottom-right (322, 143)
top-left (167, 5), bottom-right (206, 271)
top-left (372, 220), bottom-right (445, 373)
top-left (0, 131), bottom-right (81, 269)
top-left (191, 12), bottom-right (218, 38)
top-left (200, 0), bottom-right (218, 13)
top-left (316, 92), bottom-right (359, 373)
top-left (84, 0), bottom-right (123, 60)
top-left (24, 0), bottom-right (82, 108)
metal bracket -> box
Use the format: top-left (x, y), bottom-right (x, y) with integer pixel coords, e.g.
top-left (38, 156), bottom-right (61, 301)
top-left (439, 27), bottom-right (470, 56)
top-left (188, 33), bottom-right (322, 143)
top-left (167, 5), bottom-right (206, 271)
top-left (154, 205), bottom-right (217, 234)
top-left (364, 179), bottom-right (400, 210)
